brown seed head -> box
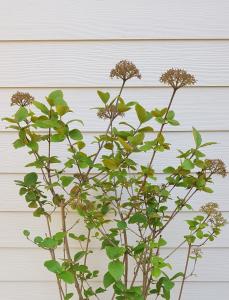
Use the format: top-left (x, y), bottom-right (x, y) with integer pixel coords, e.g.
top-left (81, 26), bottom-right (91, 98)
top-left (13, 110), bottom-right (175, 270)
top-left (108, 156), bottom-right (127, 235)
top-left (200, 202), bottom-right (219, 215)
top-left (74, 173), bottom-right (88, 183)
top-left (205, 159), bottom-right (227, 177)
top-left (209, 211), bottom-right (227, 228)
top-left (200, 202), bottom-right (227, 228)
top-left (11, 91), bottom-right (34, 107)
top-left (97, 105), bottom-right (124, 120)
top-left (110, 60), bottom-right (141, 82)
top-left (160, 68), bottom-right (196, 89)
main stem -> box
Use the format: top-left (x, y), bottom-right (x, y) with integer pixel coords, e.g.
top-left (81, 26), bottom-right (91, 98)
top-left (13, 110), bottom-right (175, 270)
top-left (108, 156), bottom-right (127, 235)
top-left (60, 204), bottom-right (84, 300)
top-left (178, 244), bottom-right (191, 300)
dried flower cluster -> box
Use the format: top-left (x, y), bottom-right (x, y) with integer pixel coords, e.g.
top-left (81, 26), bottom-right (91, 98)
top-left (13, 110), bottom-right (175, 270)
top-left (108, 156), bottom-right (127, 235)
top-left (200, 202), bottom-right (219, 215)
top-left (209, 211), bottom-right (228, 228)
top-left (11, 91), bottom-right (34, 107)
top-left (200, 202), bottom-right (227, 228)
top-left (205, 159), bottom-right (227, 177)
top-left (160, 68), bottom-right (196, 89)
top-left (110, 60), bottom-right (141, 82)
top-left (97, 105), bottom-right (124, 120)
top-left (74, 172), bottom-right (88, 183)
top-left (191, 247), bottom-right (202, 258)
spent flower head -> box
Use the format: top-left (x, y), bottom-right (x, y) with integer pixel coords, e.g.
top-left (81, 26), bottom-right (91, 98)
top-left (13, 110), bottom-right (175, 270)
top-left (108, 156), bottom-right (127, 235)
top-left (97, 105), bottom-right (124, 120)
top-left (205, 159), bottom-right (227, 177)
top-left (11, 91), bottom-right (34, 107)
top-left (110, 60), bottom-right (141, 82)
top-left (200, 202), bottom-right (227, 228)
top-left (209, 211), bottom-right (227, 228)
top-left (160, 68), bottom-right (196, 90)
top-left (200, 202), bottom-right (219, 215)
top-left (191, 247), bottom-right (202, 258)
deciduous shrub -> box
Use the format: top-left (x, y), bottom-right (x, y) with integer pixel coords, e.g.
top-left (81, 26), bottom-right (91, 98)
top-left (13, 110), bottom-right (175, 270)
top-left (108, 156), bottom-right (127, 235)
top-left (4, 60), bottom-right (227, 300)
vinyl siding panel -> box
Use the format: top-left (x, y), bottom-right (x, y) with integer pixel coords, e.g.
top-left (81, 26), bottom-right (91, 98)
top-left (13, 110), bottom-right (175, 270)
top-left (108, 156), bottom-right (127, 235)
top-left (1, 87), bottom-right (229, 131)
top-left (0, 0), bottom-right (228, 40)
top-left (0, 1), bottom-right (228, 299)
top-left (0, 41), bottom-right (228, 87)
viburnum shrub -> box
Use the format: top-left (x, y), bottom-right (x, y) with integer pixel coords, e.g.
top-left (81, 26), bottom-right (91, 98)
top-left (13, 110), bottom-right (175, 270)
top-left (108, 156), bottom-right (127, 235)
top-left (4, 60), bottom-right (227, 300)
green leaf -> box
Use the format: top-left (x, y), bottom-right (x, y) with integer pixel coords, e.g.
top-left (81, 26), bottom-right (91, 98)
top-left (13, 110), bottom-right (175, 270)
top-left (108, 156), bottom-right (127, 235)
top-left (56, 104), bottom-right (70, 116)
top-left (192, 127), bottom-right (202, 148)
top-left (47, 90), bottom-right (65, 106)
top-left (25, 191), bottom-right (37, 202)
top-left (163, 166), bottom-right (175, 174)
top-left (59, 271), bottom-right (75, 284)
top-left (117, 97), bottom-right (131, 113)
top-left (15, 107), bottom-right (28, 122)
top-left (33, 207), bottom-right (45, 217)
top-left (170, 272), bottom-right (183, 280)
top-left (108, 260), bottom-right (124, 281)
top-left (128, 132), bottom-right (144, 146)
top-left (69, 129), bottom-right (83, 140)
top-left (163, 278), bottom-right (174, 291)
top-left (202, 186), bottom-right (214, 193)
top-left (103, 272), bottom-right (115, 288)
top-left (168, 119), bottom-right (180, 126)
top-left (138, 126), bottom-right (154, 133)
top-left (27, 140), bottom-right (39, 152)
top-left (184, 235), bottom-right (196, 244)
top-left (117, 137), bottom-right (133, 152)
top-left (182, 159), bottom-right (194, 170)
top-left (33, 101), bottom-right (49, 115)
top-left (196, 230), bottom-right (204, 239)
top-left (53, 232), bottom-right (66, 241)
top-left (34, 119), bottom-right (59, 128)
top-left (64, 293), bottom-right (74, 300)
top-left (74, 251), bottom-right (86, 262)
top-left (158, 238), bottom-right (167, 247)
top-left (117, 220), bottom-right (127, 230)
top-left (60, 176), bottom-right (74, 187)
top-left (135, 103), bottom-right (147, 123)
top-left (34, 236), bottom-right (43, 244)
top-left (152, 267), bottom-right (161, 278)
top-left (44, 260), bottom-right (62, 274)
top-left (42, 238), bottom-right (58, 249)
top-left (119, 121), bottom-right (136, 130)
top-left (23, 230), bottom-right (30, 237)
top-left (106, 246), bottom-right (125, 260)
top-left (13, 139), bottom-right (25, 149)
top-left (97, 90), bottom-right (110, 104)
top-left (2, 117), bottom-right (17, 124)
top-left (167, 110), bottom-right (175, 120)
top-left (200, 142), bottom-right (217, 148)
top-left (67, 119), bottom-right (84, 126)
top-left (51, 134), bottom-right (65, 142)
top-left (129, 213), bottom-right (147, 224)
top-left (24, 172), bottom-right (38, 186)
top-left (103, 158), bottom-right (118, 170)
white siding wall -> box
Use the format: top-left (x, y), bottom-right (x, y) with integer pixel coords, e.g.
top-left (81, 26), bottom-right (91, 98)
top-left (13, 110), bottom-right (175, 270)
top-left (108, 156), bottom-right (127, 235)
top-left (0, 1), bottom-right (228, 299)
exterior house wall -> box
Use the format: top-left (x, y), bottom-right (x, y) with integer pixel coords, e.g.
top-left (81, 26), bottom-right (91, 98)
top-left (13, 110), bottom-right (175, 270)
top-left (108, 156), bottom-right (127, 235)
top-left (0, 1), bottom-right (228, 299)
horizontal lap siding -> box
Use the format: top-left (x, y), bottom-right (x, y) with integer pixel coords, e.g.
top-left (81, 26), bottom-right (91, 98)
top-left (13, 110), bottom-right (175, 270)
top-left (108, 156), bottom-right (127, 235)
top-left (0, 1), bottom-right (228, 299)
top-left (0, 282), bottom-right (228, 300)
top-left (0, 0), bottom-right (228, 40)
top-left (0, 41), bottom-right (228, 87)
top-left (1, 131), bottom-right (229, 173)
top-left (1, 174), bottom-right (228, 212)
top-left (0, 248), bottom-right (229, 282)
top-left (1, 87), bottom-right (229, 131)
top-left (0, 212), bottom-right (228, 248)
